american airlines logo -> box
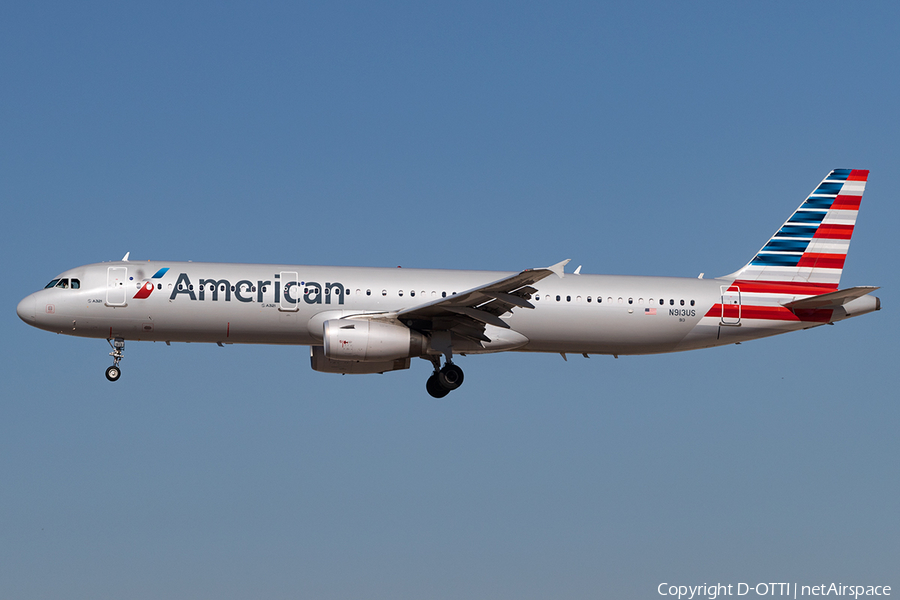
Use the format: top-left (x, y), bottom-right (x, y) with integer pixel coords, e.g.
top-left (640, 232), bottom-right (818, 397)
top-left (132, 268), bottom-right (169, 299)
top-left (161, 272), bottom-right (346, 305)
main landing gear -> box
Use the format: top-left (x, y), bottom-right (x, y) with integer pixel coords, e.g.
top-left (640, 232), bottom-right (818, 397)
top-left (425, 357), bottom-right (465, 398)
top-left (106, 338), bottom-right (124, 381)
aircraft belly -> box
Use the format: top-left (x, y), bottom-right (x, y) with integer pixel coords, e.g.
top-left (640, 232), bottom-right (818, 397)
top-left (63, 293), bottom-right (316, 345)
top-left (509, 307), bottom-right (700, 355)
top-left (150, 303), bottom-right (317, 344)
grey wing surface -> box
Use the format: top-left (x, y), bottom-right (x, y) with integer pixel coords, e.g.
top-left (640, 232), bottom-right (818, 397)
top-left (396, 259), bottom-right (570, 343)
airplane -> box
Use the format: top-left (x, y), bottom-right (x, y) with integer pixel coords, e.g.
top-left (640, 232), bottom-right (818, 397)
top-left (17, 169), bottom-right (880, 397)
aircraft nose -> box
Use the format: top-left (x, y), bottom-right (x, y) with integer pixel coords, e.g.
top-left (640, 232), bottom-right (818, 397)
top-left (17, 294), bottom-right (35, 323)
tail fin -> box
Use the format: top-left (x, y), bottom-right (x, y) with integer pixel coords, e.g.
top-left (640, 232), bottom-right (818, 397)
top-left (726, 169), bottom-right (868, 288)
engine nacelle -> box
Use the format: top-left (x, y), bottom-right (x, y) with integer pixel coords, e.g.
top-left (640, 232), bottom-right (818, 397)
top-left (322, 319), bottom-right (427, 362)
top-left (310, 346), bottom-right (410, 374)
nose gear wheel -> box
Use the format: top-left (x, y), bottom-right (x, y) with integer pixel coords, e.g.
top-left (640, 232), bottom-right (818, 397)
top-left (106, 338), bottom-right (125, 382)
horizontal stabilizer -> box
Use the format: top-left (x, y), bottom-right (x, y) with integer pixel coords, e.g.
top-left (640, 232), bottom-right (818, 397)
top-left (781, 286), bottom-right (879, 310)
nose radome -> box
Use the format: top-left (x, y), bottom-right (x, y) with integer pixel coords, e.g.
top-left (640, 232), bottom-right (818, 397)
top-left (17, 294), bottom-right (35, 323)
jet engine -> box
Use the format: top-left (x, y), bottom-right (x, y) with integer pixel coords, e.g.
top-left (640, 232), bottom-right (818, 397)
top-left (310, 319), bottom-right (429, 374)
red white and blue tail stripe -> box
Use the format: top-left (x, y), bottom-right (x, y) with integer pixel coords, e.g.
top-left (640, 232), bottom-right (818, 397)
top-left (727, 169), bottom-right (868, 288)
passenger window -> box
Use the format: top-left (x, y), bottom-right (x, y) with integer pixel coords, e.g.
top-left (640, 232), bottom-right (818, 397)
top-left (398, 290), bottom-right (403, 297)
top-left (410, 290), bottom-right (415, 297)
top-left (618, 297), bottom-right (623, 304)
top-left (659, 299), bottom-right (664, 306)
top-left (382, 290), bottom-right (387, 296)
top-left (669, 299), bottom-right (674, 305)
top-left (157, 284), bottom-right (162, 290)
top-left (628, 298), bottom-right (633, 304)
top-left (566, 296), bottom-right (571, 302)
top-left (680, 299), bottom-right (685, 306)
top-left (366, 289), bottom-right (371, 296)
top-left (442, 292), bottom-right (447, 298)
top-left (587, 296), bottom-right (591, 303)
top-left (690, 300), bottom-right (695, 306)
top-left (556, 295), bottom-right (561, 302)
top-left (598, 297), bottom-right (602, 303)
top-left (639, 298), bottom-right (644, 304)
top-left (71, 279), bottom-right (80, 289)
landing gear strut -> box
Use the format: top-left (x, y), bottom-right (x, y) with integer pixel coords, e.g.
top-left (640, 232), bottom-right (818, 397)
top-left (106, 338), bottom-right (124, 381)
top-left (425, 355), bottom-right (465, 398)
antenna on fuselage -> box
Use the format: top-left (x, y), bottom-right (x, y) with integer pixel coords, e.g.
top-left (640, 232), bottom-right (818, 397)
top-left (121, 252), bottom-right (130, 261)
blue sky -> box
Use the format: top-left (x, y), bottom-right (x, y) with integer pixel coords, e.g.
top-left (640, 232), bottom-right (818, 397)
top-left (2, 2), bottom-right (897, 598)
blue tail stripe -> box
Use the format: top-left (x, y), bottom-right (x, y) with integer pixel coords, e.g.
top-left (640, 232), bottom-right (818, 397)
top-left (777, 225), bottom-right (818, 238)
top-left (751, 254), bottom-right (802, 267)
top-left (802, 197), bottom-right (834, 209)
top-left (788, 211), bottom-right (827, 224)
top-left (762, 239), bottom-right (811, 252)
top-left (814, 182), bottom-right (843, 195)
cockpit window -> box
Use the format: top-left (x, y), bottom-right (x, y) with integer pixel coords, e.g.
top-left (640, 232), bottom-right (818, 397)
top-left (43, 278), bottom-right (79, 289)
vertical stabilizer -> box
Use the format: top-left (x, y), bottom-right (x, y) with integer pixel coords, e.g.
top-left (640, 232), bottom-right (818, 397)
top-left (726, 169), bottom-right (868, 288)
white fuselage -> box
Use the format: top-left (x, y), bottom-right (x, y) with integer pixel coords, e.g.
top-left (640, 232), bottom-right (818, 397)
top-left (16, 260), bottom-right (876, 357)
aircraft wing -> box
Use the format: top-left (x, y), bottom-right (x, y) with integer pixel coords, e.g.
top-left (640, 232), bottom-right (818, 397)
top-left (781, 286), bottom-right (880, 310)
top-left (394, 259), bottom-right (570, 343)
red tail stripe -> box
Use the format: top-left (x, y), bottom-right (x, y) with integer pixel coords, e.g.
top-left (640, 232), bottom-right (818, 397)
top-left (797, 254), bottom-right (846, 269)
top-left (831, 195), bottom-right (861, 210)
top-left (729, 280), bottom-right (839, 294)
top-left (705, 304), bottom-right (833, 323)
top-left (813, 224), bottom-right (854, 239)
top-left (847, 170), bottom-right (869, 181)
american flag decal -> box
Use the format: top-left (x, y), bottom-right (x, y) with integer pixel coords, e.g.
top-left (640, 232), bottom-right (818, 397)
top-left (645, 308), bottom-right (657, 315)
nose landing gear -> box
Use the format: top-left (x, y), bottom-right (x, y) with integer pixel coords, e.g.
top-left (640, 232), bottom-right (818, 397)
top-left (106, 338), bottom-right (124, 381)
